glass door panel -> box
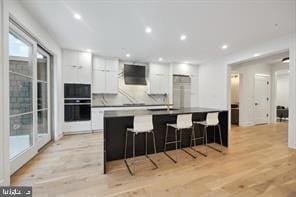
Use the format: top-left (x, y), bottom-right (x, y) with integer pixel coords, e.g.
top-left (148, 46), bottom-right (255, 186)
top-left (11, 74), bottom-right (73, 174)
top-left (37, 48), bottom-right (51, 149)
top-left (9, 27), bottom-right (37, 173)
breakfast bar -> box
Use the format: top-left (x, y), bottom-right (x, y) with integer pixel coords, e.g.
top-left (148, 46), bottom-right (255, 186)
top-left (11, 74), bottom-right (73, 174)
top-left (103, 107), bottom-right (228, 173)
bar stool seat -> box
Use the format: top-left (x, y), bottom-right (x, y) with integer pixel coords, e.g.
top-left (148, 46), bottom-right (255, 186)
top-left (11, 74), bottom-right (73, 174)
top-left (124, 115), bottom-right (158, 176)
top-left (164, 114), bottom-right (197, 163)
top-left (193, 112), bottom-right (224, 154)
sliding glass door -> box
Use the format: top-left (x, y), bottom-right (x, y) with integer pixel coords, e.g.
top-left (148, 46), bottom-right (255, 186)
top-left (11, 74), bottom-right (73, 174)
top-left (37, 48), bottom-right (51, 149)
top-left (9, 23), bottom-right (51, 174)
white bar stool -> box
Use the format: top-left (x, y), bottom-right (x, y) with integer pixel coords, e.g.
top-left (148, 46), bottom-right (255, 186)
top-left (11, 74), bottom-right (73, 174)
top-left (193, 112), bottom-right (223, 154)
top-left (164, 114), bottom-right (197, 163)
top-left (124, 115), bottom-right (158, 176)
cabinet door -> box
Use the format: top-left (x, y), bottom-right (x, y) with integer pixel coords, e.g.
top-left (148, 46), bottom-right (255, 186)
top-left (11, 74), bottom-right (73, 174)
top-left (149, 63), bottom-right (169, 75)
top-left (63, 50), bottom-right (78, 67)
top-left (105, 59), bottom-right (118, 72)
top-left (105, 71), bottom-right (118, 94)
top-left (149, 74), bottom-right (161, 94)
top-left (93, 56), bottom-right (105, 70)
top-left (63, 65), bottom-right (77, 83)
top-left (78, 52), bottom-right (91, 68)
top-left (78, 66), bottom-right (92, 84)
top-left (161, 75), bottom-right (170, 94)
top-left (93, 70), bottom-right (105, 93)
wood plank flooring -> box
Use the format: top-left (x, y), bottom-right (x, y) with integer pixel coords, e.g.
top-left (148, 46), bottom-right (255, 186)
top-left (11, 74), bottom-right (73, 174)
top-left (11, 122), bottom-right (296, 197)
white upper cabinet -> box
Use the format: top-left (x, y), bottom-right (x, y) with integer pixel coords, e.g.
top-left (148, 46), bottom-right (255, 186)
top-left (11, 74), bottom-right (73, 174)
top-left (148, 63), bottom-right (170, 94)
top-left (93, 57), bottom-right (105, 70)
top-left (92, 70), bottom-right (105, 94)
top-left (105, 59), bottom-right (119, 71)
top-left (149, 63), bottom-right (170, 75)
top-left (63, 50), bottom-right (92, 84)
top-left (92, 56), bottom-right (118, 94)
top-left (105, 71), bottom-right (118, 94)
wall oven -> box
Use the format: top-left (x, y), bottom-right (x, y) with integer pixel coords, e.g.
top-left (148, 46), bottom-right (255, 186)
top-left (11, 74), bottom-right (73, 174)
top-left (64, 84), bottom-right (91, 122)
top-left (64, 84), bottom-right (91, 98)
top-left (64, 99), bottom-right (91, 122)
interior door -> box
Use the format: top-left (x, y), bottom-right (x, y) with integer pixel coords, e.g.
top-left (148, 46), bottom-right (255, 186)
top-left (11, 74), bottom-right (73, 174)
top-left (37, 48), bottom-right (51, 149)
top-left (254, 75), bottom-right (270, 125)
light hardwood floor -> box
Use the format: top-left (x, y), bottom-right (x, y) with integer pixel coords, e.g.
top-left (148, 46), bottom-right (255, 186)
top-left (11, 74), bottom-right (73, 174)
top-left (11, 122), bottom-right (296, 197)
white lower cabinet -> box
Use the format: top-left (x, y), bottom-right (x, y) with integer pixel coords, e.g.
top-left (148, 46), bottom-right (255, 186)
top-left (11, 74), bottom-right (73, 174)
top-left (63, 121), bottom-right (92, 134)
top-left (91, 108), bottom-right (104, 131)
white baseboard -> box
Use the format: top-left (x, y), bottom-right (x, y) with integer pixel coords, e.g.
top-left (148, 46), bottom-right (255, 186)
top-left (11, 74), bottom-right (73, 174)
top-left (239, 121), bottom-right (254, 127)
top-left (54, 133), bottom-right (63, 141)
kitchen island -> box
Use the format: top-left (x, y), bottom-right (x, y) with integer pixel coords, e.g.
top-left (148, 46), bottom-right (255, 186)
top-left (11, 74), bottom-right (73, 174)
top-left (103, 107), bottom-right (228, 173)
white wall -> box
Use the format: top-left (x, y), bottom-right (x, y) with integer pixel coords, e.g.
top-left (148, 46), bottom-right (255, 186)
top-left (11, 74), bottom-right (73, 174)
top-left (198, 33), bottom-right (296, 149)
top-left (276, 73), bottom-right (289, 108)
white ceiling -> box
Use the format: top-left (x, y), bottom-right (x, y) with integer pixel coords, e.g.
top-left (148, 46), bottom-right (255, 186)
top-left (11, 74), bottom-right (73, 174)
top-left (19, 0), bottom-right (296, 64)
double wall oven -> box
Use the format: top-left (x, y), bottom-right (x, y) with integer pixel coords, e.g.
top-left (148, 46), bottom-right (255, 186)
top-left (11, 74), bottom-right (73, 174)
top-left (64, 84), bottom-right (91, 122)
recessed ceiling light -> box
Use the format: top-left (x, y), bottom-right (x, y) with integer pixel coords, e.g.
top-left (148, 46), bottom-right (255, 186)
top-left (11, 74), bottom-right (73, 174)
top-left (145, 27), bottom-right (152, 34)
top-left (126, 53), bottom-right (131, 58)
top-left (222, 45), bottom-right (228, 50)
top-left (158, 57), bottom-right (163, 61)
top-left (86, 49), bottom-right (92, 52)
top-left (282, 57), bottom-right (290, 63)
top-left (180, 34), bottom-right (187, 41)
top-left (73, 13), bottom-right (82, 20)
top-left (254, 53), bottom-right (261, 57)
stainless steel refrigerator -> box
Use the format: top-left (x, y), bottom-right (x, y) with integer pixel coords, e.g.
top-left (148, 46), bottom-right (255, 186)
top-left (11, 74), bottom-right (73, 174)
top-left (173, 75), bottom-right (191, 108)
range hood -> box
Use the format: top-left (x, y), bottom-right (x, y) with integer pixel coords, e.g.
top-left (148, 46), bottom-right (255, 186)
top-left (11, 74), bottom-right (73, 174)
top-left (124, 64), bottom-right (147, 85)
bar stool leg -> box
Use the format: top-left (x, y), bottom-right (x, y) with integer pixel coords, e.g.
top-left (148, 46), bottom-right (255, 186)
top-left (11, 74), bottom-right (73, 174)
top-left (152, 131), bottom-right (157, 157)
top-left (193, 126), bottom-right (197, 147)
top-left (164, 126), bottom-right (177, 163)
top-left (180, 128), bottom-right (196, 159)
top-left (164, 126), bottom-right (168, 153)
top-left (190, 125), bottom-right (207, 157)
top-left (218, 125), bottom-right (223, 153)
top-left (145, 132), bottom-right (148, 156)
top-left (133, 133), bottom-right (136, 174)
top-left (144, 131), bottom-right (158, 169)
top-left (204, 126), bottom-right (208, 156)
top-left (213, 126), bottom-right (216, 144)
top-left (175, 128), bottom-right (178, 162)
top-left (124, 130), bottom-right (128, 160)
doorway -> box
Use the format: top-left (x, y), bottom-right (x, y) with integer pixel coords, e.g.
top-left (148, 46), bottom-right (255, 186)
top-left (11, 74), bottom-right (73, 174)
top-left (229, 51), bottom-right (289, 128)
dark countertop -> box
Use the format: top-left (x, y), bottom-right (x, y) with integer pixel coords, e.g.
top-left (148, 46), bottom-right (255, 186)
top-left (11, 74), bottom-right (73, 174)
top-left (104, 107), bottom-right (227, 118)
top-left (92, 104), bottom-right (172, 108)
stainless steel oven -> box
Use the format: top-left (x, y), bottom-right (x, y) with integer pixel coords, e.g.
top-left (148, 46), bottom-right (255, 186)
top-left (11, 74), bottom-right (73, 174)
top-left (64, 84), bottom-right (91, 122)
top-left (64, 84), bottom-right (91, 98)
top-left (64, 99), bottom-right (91, 122)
